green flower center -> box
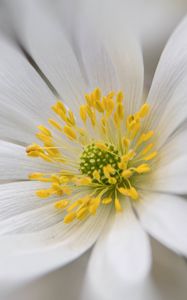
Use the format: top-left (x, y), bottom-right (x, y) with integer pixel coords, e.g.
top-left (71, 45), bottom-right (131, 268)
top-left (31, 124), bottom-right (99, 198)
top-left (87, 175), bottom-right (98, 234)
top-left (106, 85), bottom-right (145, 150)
top-left (80, 143), bottom-right (121, 184)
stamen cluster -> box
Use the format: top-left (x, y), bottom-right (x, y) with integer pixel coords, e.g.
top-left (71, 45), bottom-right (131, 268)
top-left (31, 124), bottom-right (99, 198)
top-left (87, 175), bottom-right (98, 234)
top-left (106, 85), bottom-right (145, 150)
top-left (26, 88), bottom-right (157, 223)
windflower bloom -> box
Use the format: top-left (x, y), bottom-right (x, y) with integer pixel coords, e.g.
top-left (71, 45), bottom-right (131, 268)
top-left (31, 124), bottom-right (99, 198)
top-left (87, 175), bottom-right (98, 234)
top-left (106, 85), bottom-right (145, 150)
top-left (0, 2), bottom-right (187, 298)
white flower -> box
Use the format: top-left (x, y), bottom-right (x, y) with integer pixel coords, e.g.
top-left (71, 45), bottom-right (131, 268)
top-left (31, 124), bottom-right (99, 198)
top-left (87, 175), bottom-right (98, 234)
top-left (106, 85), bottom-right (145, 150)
top-left (0, 1), bottom-right (187, 300)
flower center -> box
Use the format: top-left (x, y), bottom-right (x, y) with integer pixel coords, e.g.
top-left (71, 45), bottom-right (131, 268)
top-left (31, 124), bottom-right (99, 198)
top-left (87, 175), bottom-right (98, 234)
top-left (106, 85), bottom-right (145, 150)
top-left (80, 143), bottom-right (120, 184)
top-left (26, 88), bottom-right (157, 223)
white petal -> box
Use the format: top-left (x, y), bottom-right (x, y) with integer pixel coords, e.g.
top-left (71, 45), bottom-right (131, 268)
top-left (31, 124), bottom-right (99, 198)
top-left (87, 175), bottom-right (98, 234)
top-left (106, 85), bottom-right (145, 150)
top-left (0, 141), bottom-right (58, 181)
top-left (136, 192), bottom-right (187, 256)
top-left (9, 0), bottom-right (87, 111)
top-left (101, 20), bottom-right (144, 114)
top-left (138, 129), bottom-right (187, 194)
top-left (157, 128), bottom-right (187, 166)
top-left (150, 238), bottom-right (187, 300)
top-left (82, 202), bottom-right (151, 300)
top-left (76, 14), bottom-right (144, 114)
top-left (0, 181), bottom-right (55, 222)
top-left (0, 34), bottom-right (56, 144)
top-left (82, 238), bottom-right (187, 300)
top-left (0, 205), bottom-right (110, 281)
top-left (151, 155), bottom-right (187, 194)
top-left (146, 17), bottom-right (187, 148)
top-left (3, 251), bottom-right (91, 299)
top-left (75, 20), bottom-right (119, 94)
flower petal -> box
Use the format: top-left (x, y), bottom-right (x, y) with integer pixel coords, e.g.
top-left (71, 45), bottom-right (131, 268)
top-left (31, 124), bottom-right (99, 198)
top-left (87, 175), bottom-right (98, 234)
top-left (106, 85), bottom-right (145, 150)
top-left (9, 0), bottom-right (87, 111)
top-left (0, 204), bottom-right (110, 281)
top-left (4, 251), bottom-right (91, 299)
top-left (76, 14), bottom-right (144, 114)
top-left (150, 238), bottom-right (187, 300)
top-left (0, 141), bottom-right (58, 181)
top-left (136, 192), bottom-right (187, 256)
top-left (150, 155), bottom-right (187, 194)
top-left (146, 17), bottom-right (187, 148)
top-left (0, 34), bottom-right (56, 145)
top-left (82, 202), bottom-right (151, 299)
top-left (157, 128), bottom-right (187, 166)
top-left (82, 237), bottom-right (187, 300)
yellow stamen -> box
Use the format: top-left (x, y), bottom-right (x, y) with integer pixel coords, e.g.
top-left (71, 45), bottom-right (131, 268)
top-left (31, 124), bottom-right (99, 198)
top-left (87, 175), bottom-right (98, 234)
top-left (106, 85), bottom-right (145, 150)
top-left (63, 125), bottom-right (77, 140)
top-left (122, 169), bottom-right (133, 178)
top-left (54, 199), bottom-right (69, 209)
top-left (139, 103), bottom-right (150, 118)
top-left (64, 212), bottom-right (76, 223)
top-left (135, 164), bottom-right (150, 174)
top-left (27, 89), bottom-right (157, 224)
top-left (115, 197), bottom-right (123, 212)
top-left (144, 151), bottom-right (157, 161)
top-left (102, 197), bottom-right (112, 204)
top-left (93, 170), bottom-right (100, 180)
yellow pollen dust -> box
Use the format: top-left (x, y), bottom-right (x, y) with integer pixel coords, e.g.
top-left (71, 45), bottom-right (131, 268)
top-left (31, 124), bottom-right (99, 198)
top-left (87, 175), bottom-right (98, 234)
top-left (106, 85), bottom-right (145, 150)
top-left (26, 88), bottom-right (157, 223)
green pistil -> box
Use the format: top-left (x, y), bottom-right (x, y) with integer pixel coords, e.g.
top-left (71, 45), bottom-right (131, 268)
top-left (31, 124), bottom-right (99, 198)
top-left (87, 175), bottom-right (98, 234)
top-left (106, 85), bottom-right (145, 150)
top-left (80, 143), bottom-right (121, 184)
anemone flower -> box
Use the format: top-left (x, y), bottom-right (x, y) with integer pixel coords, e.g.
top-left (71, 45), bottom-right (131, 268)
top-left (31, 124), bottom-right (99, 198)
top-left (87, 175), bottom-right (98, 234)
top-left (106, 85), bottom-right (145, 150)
top-left (0, 2), bottom-right (187, 300)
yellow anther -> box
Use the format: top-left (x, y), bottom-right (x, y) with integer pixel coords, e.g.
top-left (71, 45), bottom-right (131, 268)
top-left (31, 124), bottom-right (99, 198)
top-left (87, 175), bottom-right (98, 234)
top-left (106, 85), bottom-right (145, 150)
top-left (89, 197), bottom-right (101, 214)
top-left (102, 197), bottom-right (112, 204)
top-left (103, 164), bottom-right (115, 178)
top-left (56, 101), bottom-right (66, 114)
top-left (51, 183), bottom-right (63, 195)
top-left (26, 143), bottom-right (42, 154)
top-left (51, 174), bottom-right (60, 183)
top-left (108, 91), bottom-right (115, 98)
top-left (108, 177), bottom-right (117, 184)
top-left (117, 103), bottom-right (124, 120)
top-left (115, 197), bottom-right (123, 212)
top-left (104, 97), bottom-right (115, 115)
top-left (59, 176), bottom-right (70, 184)
top-left (118, 161), bottom-right (127, 169)
top-left (64, 212), bottom-right (76, 223)
top-left (122, 169), bottom-right (132, 178)
top-left (137, 131), bottom-right (154, 146)
top-left (116, 91), bottom-right (124, 103)
top-left (80, 105), bottom-right (87, 123)
top-left (121, 150), bottom-right (136, 162)
top-left (55, 199), bottom-right (69, 209)
top-left (48, 119), bottom-right (63, 131)
top-left (93, 170), bottom-right (100, 180)
top-left (76, 177), bottom-right (92, 185)
top-left (144, 151), bottom-right (157, 161)
top-left (95, 142), bottom-right (108, 151)
top-left (118, 187), bottom-right (130, 196)
top-left (122, 137), bottom-right (130, 149)
top-left (67, 200), bottom-right (80, 212)
top-left (36, 132), bottom-right (52, 143)
top-left (139, 103), bottom-right (150, 118)
top-left (128, 187), bottom-right (139, 200)
top-left (67, 111), bottom-right (76, 126)
top-left (36, 189), bottom-right (51, 198)
top-left (38, 125), bottom-right (52, 136)
top-left (63, 125), bottom-right (77, 140)
top-left (94, 88), bottom-right (101, 101)
top-left (114, 112), bottom-right (120, 127)
top-left (62, 186), bottom-right (72, 195)
top-left (130, 122), bottom-right (141, 138)
top-left (140, 143), bottom-right (154, 155)
top-left (135, 164), bottom-right (150, 174)
top-left (76, 207), bottom-right (88, 220)
top-left (85, 94), bottom-right (93, 106)
top-left (86, 106), bottom-right (96, 126)
top-left (95, 100), bottom-right (104, 112)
